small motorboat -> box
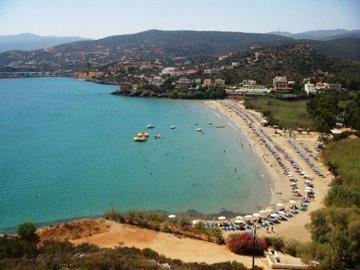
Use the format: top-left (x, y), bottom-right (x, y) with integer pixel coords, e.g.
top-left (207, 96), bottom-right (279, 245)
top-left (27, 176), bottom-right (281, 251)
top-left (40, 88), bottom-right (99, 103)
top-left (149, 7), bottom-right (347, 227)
top-left (208, 122), bottom-right (213, 125)
top-left (170, 125), bottom-right (176, 129)
top-left (147, 124), bottom-right (155, 129)
top-left (196, 128), bottom-right (202, 132)
top-left (154, 134), bottom-right (161, 139)
top-left (133, 136), bottom-right (147, 142)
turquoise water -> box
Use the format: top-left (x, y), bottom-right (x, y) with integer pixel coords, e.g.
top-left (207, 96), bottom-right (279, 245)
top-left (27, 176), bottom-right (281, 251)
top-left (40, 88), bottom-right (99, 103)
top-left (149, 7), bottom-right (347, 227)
top-left (0, 77), bottom-right (271, 231)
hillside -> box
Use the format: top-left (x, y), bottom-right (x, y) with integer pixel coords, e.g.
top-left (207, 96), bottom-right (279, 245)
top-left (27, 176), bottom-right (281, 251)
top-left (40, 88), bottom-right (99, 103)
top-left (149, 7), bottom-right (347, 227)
top-left (0, 30), bottom-right (295, 71)
top-left (0, 33), bottom-right (90, 53)
top-left (216, 43), bottom-right (360, 84)
top-left (1, 30), bottom-right (359, 73)
top-left (310, 38), bottom-right (360, 61)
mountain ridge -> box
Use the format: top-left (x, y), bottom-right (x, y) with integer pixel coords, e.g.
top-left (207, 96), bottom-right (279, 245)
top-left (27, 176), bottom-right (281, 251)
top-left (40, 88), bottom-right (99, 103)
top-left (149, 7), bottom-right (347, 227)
top-left (269, 29), bottom-right (360, 41)
top-left (0, 33), bottom-right (91, 53)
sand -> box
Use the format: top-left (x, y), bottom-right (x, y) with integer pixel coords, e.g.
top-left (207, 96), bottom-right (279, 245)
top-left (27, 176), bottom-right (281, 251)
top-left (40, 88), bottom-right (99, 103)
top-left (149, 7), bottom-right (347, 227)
top-left (37, 99), bottom-right (332, 267)
top-left (71, 220), bottom-right (270, 269)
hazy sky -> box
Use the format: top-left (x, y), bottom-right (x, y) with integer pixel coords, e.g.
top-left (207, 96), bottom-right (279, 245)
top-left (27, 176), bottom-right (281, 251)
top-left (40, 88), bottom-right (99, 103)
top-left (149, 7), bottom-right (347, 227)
top-left (0, 0), bottom-right (359, 39)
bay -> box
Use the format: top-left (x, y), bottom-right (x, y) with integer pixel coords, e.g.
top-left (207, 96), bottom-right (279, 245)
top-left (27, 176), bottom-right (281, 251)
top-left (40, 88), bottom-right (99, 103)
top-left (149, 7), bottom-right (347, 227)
top-left (0, 77), bottom-right (271, 231)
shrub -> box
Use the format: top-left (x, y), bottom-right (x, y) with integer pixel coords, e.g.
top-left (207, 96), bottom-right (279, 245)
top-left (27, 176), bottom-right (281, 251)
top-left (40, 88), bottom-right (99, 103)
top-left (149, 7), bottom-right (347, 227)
top-left (16, 223), bottom-right (37, 238)
top-left (265, 237), bottom-right (285, 251)
top-left (104, 209), bottom-right (125, 222)
top-left (227, 233), bottom-right (267, 255)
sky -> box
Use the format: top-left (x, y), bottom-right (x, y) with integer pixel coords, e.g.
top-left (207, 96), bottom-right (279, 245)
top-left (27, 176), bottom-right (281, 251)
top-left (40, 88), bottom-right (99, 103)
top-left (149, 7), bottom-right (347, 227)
top-left (0, 0), bottom-right (359, 39)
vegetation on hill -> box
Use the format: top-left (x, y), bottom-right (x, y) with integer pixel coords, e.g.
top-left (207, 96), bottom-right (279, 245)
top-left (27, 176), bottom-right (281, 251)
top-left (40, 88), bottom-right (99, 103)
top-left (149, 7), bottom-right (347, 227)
top-left (310, 38), bottom-right (360, 61)
top-left (218, 44), bottom-right (360, 86)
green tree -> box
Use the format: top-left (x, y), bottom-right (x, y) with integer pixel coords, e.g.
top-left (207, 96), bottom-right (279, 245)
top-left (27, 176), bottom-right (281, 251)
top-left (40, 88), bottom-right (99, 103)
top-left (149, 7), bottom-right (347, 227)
top-left (307, 93), bottom-right (339, 132)
top-left (344, 92), bottom-right (360, 130)
top-left (309, 207), bottom-right (360, 269)
top-left (16, 223), bottom-right (37, 238)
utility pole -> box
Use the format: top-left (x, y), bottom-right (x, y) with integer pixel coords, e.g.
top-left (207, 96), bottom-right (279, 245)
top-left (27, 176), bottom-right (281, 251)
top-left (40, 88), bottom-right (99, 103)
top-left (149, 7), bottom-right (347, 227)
top-left (252, 225), bottom-right (257, 269)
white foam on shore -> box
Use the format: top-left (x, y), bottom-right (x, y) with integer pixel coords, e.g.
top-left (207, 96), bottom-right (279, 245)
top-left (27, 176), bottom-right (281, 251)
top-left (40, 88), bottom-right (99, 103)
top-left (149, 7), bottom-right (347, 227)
top-left (215, 112), bottom-right (222, 119)
top-left (270, 185), bottom-right (274, 196)
top-left (228, 122), bottom-right (237, 131)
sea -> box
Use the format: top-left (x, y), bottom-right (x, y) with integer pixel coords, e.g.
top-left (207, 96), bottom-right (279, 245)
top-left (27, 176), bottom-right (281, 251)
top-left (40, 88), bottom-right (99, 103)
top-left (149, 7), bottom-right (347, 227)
top-left (0, 77), bottom-right (272, 232)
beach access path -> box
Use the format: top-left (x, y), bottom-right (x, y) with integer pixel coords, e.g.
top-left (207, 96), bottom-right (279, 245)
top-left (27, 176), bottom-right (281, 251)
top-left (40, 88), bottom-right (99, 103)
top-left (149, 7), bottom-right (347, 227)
top-left (204, 99), bottom-right (331, 242)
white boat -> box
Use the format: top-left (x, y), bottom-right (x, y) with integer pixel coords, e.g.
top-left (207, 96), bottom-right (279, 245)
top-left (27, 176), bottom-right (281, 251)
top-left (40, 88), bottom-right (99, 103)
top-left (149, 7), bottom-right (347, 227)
top-left (170, 125), bottom-right (176, 129)
top-left (147, 124), bottom-right (155, 129)
top-left (196, 128), bottom-right (202, 132)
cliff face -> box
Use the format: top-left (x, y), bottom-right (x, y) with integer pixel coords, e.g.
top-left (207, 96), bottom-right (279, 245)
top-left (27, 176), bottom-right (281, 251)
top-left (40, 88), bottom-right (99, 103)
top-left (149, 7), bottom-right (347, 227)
top-left (73, 71), bottom-right (105, 80)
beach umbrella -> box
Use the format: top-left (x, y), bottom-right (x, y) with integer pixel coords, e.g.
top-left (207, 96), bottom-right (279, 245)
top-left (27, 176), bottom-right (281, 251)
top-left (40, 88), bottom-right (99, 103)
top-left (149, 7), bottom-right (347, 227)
top-left (244, 215), bottom-right (253, 220)
top-left (278, 211), bottom-right (285, 215)
top-left (265, 208), bottom-right (273, 213)
top-left (218, 216), bottom-right (226, 220)
top-left (235, 216), bottom-right (243, 219)
top-left (234, 219), bottom-right (243, 224)
top-left (253, 213), bottom-right (261, 218)
top-left (191, 219), bottom-right (199, 225)
top-left (270, 213), bottom-right (278, 218)
top-left (289, 200), bottom-right (296, 204)
top-left (276, 203), bottom-right (284, 207)
top-left (259, 210), bottom-right (266, 215)
top-left (168, 214), bottom-right (176, 219)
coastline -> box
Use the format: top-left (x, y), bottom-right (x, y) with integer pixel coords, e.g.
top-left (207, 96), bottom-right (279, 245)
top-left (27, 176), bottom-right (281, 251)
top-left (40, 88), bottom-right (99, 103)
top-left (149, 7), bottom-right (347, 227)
top-left (202, 100), bottom-right (292, 210)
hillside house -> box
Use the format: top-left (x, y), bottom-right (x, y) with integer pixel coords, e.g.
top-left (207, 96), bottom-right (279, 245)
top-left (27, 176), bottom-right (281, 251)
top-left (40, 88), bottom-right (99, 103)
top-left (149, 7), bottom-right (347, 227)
top-left (203, 79), bottom-right (212, 87)
top-left (273, 76), bottom-right (293, 93)
top-left (204, 68), bottom-right (217, 75)
top-left (243, 80), bottom-right (257, 86)
top-left (214, 78), bottom-right (225, 86)
top-left (304, 82), bottom-right (316, 94)
top-left (194, 78), bottom-right (202, 85)
top-left (149, 76), bottom-right (163, 87)
top-left (232, 62), bottom-right (241, 67)
top-left (175, 77), bottom-right (192, 89)
top-left (161, 67), bottom-right (177, 76)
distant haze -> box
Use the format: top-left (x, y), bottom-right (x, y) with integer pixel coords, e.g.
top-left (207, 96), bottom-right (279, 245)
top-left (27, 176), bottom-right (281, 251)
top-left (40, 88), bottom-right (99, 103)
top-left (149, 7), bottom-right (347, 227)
top-left (0, 0), bottom-right (359, 39)
top-left (0, 33), bottom-right (90, 52)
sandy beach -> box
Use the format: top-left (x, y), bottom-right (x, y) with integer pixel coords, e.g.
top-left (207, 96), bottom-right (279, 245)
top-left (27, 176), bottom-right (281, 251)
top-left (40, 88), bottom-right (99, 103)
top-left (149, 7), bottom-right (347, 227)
top-left (37, 99), bottom-right (332, 267)
top-left (204, 99), bottom-right (331, 241)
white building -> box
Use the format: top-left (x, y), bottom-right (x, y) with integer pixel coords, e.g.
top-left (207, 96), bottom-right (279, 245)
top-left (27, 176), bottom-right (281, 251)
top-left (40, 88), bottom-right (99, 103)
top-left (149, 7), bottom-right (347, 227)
top-left (243, 80), bottom-right (257, 86)
top-left (149, 76), bottom-right (163, 87)
top-left (161, 67), bottom-right (177, 76)
top-left (304, 82), bottom-right (316, 94)
top-left (273, 76), bottom-right (288, 89)
top-left (214, 78), bottom-right (225, 86)
top-left (232, 62), bottom-right (241, 67)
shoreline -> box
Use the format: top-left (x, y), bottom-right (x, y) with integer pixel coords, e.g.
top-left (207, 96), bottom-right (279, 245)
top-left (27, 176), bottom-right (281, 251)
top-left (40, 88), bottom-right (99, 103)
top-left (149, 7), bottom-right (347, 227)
top-left (202, 100), bottom-right (293, 210)
top-left (203, 99), bottom-right (331, 241)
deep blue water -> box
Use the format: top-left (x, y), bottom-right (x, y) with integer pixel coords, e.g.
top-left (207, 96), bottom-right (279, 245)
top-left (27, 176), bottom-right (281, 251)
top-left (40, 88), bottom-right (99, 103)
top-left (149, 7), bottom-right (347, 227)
top-left (0, 77), bottom-right (271, 231)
